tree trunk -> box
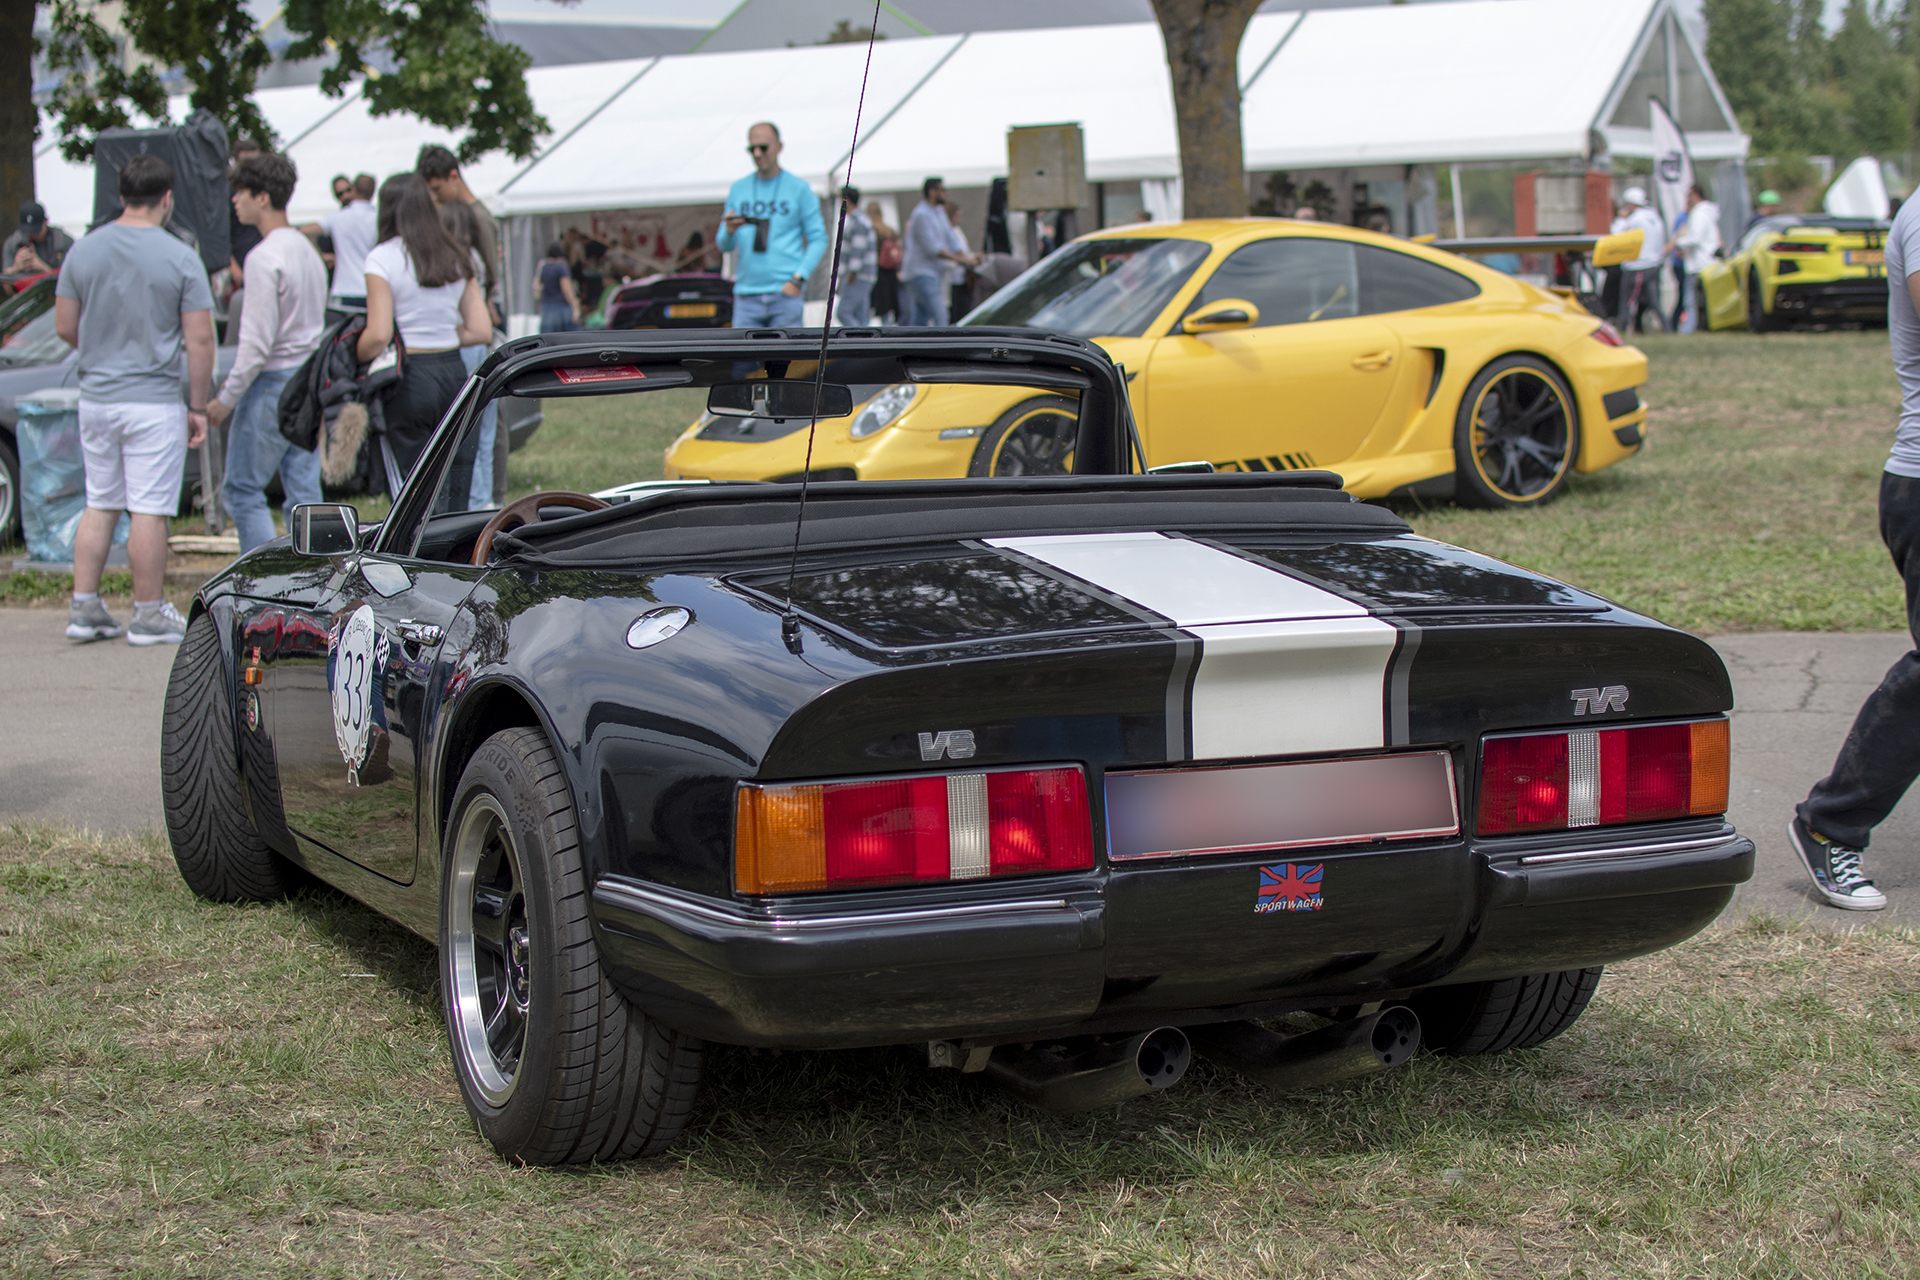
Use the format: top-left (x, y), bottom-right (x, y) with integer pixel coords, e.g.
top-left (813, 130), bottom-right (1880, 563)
top-left (1151, 0), bottom-right (1263, 220)
top-left (0, 0), bottom-right (34, 220)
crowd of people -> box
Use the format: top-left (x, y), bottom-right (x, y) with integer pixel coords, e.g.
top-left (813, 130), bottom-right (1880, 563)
top-left (1601, 182), bottom-right (1723, 336)
top-left (51, 140), bottom-right (507, 646)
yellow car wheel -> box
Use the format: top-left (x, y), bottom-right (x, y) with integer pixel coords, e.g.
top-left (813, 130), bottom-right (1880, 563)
top-left (1453, 356), bottom-right (1579, 508)
top-left (967, 396), bottom-right (1080, 478)
top-left (1746, 269), bottom-right (1783, 333)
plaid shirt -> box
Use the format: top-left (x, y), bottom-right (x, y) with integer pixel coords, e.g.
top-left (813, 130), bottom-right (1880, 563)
top-left (838, 208), bottom-right (878, 284)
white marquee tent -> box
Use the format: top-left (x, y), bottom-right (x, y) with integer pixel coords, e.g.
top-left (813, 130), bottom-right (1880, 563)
top-left (32, 0), bottom-right (1742, 327)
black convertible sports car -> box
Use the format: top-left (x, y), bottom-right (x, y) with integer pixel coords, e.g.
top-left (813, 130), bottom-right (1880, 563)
top-left (161, 326), bottom-right (1753, 1164)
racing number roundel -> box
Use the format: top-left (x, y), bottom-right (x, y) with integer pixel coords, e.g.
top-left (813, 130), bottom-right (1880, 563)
top-left (332, 605), bottom-right (379, 770)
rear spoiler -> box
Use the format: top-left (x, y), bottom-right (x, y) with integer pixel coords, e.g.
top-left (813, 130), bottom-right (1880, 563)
top-left (1421, 230), bottom-right (1644, 267)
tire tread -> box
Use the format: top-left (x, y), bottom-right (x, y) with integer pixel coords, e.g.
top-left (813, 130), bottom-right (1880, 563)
top-left (1415, 966), bottom-right (1603, 1057)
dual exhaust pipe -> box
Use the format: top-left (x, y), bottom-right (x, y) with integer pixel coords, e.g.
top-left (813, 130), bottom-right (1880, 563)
top-left (983, 1006), bottom-right (1421, 1114)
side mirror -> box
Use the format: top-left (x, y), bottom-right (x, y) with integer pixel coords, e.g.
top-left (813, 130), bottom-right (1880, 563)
top-left (708, 379), bottom-right (855, 420)
top-left (1592, 229), bottom-right (1645, 268)
top-left (290, 503), bottom-right (360, 557)
top-left (1181, 299), bottom-right (1260, 335)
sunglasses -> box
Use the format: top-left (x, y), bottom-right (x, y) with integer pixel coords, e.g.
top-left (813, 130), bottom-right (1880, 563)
top-left (747, 143), bottom-right (774, 154)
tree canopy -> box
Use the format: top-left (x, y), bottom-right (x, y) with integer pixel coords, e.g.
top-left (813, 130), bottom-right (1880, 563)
top-left (1705, 0), bottom-right (1920, 158)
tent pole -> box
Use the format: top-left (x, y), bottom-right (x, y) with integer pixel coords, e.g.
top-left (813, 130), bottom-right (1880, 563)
top-left (1450, 165), bottom-right (1466, 238)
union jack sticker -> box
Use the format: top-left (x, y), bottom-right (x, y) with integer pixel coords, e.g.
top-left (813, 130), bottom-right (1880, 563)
top-left (1256, 863), bottom-right (1324, 913)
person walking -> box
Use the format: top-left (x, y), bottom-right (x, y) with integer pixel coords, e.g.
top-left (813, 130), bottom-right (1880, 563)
top-left (360, 173), bottom-right (490, 498)
top-left (4, 201), bottom-right (73, 274)
top-left (715, 122), bottom-right (826, 329)
top-left (901, 177), bottom-right (976, 326)
top-left (301, 171), bottom-right (377, 320)
top-left (1746, 188), bottom-right (1782, 232)
top-left (944, 199), bottom-right (975, 318)
top-left (441, 198), bottom-right (502, 509)
top-left (835, 185), bottom-right (876, 327)
top-left (1786, 191), bottom-right (1920, 912)
top-left (209, 153), bottom-right (328, 554)
top-left (537, 242), bottom-right (579, 332)
top-left (1614, 187), bottom-right (1666, 334)
top-left (1671, 184), bottom-right (1721, 333)
top-left (53, 154), bottom-right (215, 645)
top-left (417, 145), bottom-right (502, 325)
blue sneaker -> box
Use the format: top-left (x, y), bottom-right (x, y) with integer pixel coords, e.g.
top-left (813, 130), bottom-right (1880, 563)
top-left (1789, 817), bottom-right (1887, 911)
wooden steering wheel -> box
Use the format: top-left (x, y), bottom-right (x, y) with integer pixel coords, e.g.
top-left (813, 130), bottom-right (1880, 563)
top-left (470, 490), bottom-right (609, 565)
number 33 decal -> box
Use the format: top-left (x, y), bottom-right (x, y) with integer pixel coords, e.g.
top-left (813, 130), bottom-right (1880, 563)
top-left (331, 605), bottom-right (380, 770)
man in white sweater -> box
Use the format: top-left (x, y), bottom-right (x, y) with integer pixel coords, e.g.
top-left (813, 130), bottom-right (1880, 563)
top-left (210, 153), bottom-right (327, 552)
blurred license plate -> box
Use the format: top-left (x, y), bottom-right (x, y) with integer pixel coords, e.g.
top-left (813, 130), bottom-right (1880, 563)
top-left (1848, 250), bottom-right (1884, 266)
top-left (667, 303), bottom-right (717, 318)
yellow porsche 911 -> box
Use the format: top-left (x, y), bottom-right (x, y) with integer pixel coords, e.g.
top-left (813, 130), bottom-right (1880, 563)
top-left (664, 219), bottom-right (1650, 506)
top-left (1700, 214), bottom-right (1889, 332)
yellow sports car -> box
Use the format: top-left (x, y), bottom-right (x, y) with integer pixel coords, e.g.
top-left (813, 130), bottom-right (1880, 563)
top-left (665, 219), bottom-right (1649, 506)
top-left (1700, 214), bottom-right (1889, 332)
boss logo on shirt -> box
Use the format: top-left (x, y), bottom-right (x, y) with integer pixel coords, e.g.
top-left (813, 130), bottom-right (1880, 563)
top-left (735, 199), bottom-right (792, 217)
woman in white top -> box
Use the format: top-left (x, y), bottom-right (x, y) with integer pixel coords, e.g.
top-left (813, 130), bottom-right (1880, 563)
top-left (360, 172), bottom-right (490, 496)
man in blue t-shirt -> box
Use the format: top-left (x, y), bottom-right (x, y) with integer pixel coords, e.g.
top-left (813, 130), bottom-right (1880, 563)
top-left (715, 122), bottom-right (827, 329)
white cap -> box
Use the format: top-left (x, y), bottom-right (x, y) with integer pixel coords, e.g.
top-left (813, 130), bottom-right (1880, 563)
top-left (1622, 186), bottom-right (1649, 207)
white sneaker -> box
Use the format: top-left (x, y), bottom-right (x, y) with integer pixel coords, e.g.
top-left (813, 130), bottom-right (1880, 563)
top-left (66, 596), bottom-right (124, 641)
top-left (127, 601), bottom-right (187, 646)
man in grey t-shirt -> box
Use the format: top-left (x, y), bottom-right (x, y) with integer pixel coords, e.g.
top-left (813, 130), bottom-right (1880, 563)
top-left (53, 152), bottom-right (215, 646)
top-left (1789, 195), bottom-right (1920, 910)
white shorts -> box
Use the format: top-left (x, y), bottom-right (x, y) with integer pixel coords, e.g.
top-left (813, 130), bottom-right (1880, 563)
top-left (78, 400), bottom-right (188, 516)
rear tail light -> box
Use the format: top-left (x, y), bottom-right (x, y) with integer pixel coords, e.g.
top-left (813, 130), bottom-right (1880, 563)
top-left (735, 767), bottom-right (1092, 894)
top-left (1769, 241), bottom-right (1827, 254)
top-left (1478, 719), bottom-right (1729, 835)
top-left (1588, 321), bottom-right (1625, 347)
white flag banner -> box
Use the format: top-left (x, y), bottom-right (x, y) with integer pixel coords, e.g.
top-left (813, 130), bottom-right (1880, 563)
top-left (1650, 98), bottom-right (1693, 234)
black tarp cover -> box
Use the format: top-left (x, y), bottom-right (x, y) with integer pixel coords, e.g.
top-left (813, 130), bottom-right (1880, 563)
top-left (90, 109), bottom-right (231, 274)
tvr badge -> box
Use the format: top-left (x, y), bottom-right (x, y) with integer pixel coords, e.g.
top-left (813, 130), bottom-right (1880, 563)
top-left (918, 729), bottom-right (976, 762)
top-left (1572, 685), bottom-right (1629, 715)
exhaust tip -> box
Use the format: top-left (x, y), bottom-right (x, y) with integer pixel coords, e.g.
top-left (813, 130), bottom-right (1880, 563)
top-left (1136, 1026), bottom-right (1190, 1090)
top-left (1371, 1007), bottom-right (1419, 1068)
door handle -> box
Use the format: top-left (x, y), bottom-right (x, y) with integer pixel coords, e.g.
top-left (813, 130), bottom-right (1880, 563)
top-left (1351, 350), bottom-right (1394, 371)
top-left (397, 620), bottom-right (443, 647)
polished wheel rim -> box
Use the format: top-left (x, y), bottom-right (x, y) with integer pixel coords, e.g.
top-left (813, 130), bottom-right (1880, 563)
top-left (990, 407), bottom-right (1078, 476)
top-left (1470, 369), bottom-right (1572, 501)
top-left (450, 794), bottom-right (529, 1107)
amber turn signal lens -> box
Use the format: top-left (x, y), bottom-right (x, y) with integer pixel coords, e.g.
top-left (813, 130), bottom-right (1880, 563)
top-left (1688, 718), bottom-right (1730, 817)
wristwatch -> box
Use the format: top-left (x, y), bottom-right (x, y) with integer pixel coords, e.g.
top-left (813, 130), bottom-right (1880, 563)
top-left (790, 273), bottom-right (806, 287)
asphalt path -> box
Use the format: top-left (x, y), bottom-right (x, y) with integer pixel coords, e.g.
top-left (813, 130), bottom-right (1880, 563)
top-left (2, 605), bottom-right (1915, 928)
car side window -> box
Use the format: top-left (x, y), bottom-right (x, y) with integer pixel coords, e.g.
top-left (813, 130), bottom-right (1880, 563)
top-left (1189, 238), bottom-right (1360, 328)
top-left (1354, 245), bottom-right (1479, 314)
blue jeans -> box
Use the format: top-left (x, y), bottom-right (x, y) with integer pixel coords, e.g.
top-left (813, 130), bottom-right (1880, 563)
top-left (836, 276), bottom-right (874, 327)
top-left (902, 273), bottom-right (947, 326)
top-left (461, 344), bottom-right (498, 509)
top-left (222, 366), bottom-right (319, 553)
top-left (734, 291), bottom-right (804, 329)
top-left (540, 303), bottom-right (576, 333)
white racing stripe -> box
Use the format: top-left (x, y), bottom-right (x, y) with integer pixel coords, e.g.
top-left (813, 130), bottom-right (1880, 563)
top-left (987, 532), bottom-right (1399, 761)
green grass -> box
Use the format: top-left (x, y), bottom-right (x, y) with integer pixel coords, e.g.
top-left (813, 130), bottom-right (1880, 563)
top-left (5, 821), bottom-right (1920, 1278)
top-left (503, 333), bottom-right (1908, 634)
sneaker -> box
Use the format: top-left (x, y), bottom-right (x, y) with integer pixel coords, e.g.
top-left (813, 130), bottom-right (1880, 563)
top-left (66, 596), bottom-right (124, 641)
top-left (127, 601), bottom-right (188, 646)
top-left (1788, 816), bottom-right (1888, 911)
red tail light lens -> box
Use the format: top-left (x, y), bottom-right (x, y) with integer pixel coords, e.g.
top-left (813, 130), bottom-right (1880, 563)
top-left (1770, 241), bottom-right (1827, 254)
top-left (737, 767), bottom-right (1092, 894)
top-left (1588, 321), bottom-right (1625, 347)
top-left (1478, 719), bottom-right (1729, 836)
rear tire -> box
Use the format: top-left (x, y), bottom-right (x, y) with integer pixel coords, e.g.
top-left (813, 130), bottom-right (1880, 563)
top-left (1747, 269), bottom-right (1781, 333)
top-left (442, 727), bottom-right (704, 1164)
top-left (161, 613), bottom-right (298, 901)
top-left (1407, 967), bottom-right (1603, 1056)
top-left (0, 431), bottom-right (17, 539)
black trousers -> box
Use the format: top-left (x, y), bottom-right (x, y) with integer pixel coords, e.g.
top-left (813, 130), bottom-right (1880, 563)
top-left (383, 348), bottom-right (473, 505)
top-left (1669, 262), bottom-right (1687, 331)
top-left (1616, 267), bottom-right (1659, 333)
top-left (1800, 472), bottom-right (1920, 848)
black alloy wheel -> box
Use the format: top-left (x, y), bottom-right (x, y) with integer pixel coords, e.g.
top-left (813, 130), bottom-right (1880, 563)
top-left (1747, 268), bottom-right (1782, 333)
top-left (0, 432), bottom-right (17, 538)
top-left (1452, 355), bottom-right (1580, 508)
top-left (968, 395), bottom-right (1080, 477)
top-left (442, 727), bottom-right (704, 1164)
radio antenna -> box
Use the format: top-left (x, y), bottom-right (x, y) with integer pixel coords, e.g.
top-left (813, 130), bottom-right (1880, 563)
top-left (781, 0), bottom-right (884, 656)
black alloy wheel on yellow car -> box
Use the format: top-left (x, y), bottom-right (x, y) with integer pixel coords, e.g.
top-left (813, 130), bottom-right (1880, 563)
top-left (968, 395), bottom-right (1080, 477)
top-left (442, 727), bottom-right (705, 1164)
top-left (1454, 355), bottom-right (1580, 507)
top-left (1746, 269), bottom-right (1782, 333)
